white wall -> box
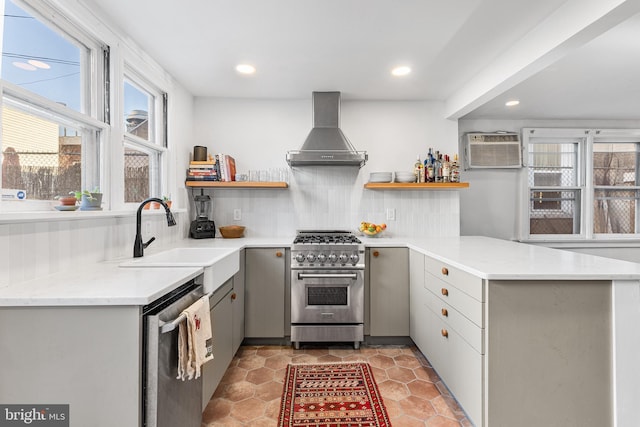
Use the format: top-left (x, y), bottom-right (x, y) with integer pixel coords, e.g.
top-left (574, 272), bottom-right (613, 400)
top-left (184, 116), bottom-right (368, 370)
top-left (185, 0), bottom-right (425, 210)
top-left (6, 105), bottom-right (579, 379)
top-left (192, 98), bottom-right (461, 237)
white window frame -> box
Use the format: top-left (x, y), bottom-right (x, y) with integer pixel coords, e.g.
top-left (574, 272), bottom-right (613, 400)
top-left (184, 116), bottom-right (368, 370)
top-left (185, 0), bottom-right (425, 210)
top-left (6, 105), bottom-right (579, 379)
top-left (0, 0), bottom-right (109, 211)
top-left (121, 66), bottom-right (168, 203)
top-left (521, 128), bottom-right (640, 242)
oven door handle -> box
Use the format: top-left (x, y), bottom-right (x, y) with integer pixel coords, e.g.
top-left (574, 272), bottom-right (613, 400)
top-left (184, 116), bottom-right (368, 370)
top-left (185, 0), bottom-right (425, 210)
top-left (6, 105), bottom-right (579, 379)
top-left (297, 273), bottom-right (358, 280)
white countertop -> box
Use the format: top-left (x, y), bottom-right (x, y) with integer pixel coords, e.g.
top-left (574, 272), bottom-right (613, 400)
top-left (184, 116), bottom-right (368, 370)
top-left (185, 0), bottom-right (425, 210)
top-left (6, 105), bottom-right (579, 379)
top-left (2, 235), bottom-right (639, 307)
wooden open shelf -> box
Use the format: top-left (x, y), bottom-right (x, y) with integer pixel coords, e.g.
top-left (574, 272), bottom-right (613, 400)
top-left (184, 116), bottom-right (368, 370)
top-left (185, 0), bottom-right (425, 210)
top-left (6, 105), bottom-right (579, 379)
top-left (364, 182), bottom-right (469, 190)
top-left (185, 181), bottom-right (288, 189)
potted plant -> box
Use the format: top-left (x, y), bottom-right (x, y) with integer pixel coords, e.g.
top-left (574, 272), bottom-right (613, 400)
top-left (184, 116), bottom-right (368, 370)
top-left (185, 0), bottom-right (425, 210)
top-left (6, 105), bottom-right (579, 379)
top-left (72, 187), bottom-right (102, 210)
top-left (151, 195), bottom-right (171, 209)
top-left (56, 195), bottom-right (78, 206)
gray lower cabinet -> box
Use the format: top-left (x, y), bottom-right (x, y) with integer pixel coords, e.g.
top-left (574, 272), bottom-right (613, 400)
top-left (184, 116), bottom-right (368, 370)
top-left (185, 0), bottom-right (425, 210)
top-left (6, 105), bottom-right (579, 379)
top-left (368, 247), bottom-right (409, 336)
top-left (411, 252), bottom-right (613, 427)
top-left (409, 249), bottom-right (427, 349)
top-left (231, 249), bottom-right (245, 354)
top-left (0, 306), bottom-right (141, 426)
top-left (202, 279), bottom-right (234, 408)
top-left (244, 248), bottom-right (286, 338)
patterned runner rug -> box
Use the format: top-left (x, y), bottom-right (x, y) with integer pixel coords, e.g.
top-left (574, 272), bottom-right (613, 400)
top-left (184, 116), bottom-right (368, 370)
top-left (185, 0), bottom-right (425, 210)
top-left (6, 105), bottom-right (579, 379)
top-left (278, 361), bottom-right (391, 426)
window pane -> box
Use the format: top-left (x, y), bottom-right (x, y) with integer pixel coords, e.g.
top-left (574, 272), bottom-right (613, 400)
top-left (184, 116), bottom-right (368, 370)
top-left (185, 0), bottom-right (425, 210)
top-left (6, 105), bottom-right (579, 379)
top-left (529, 189), bottom-right (581, 234)
top-left (124, 146), bottom-right (149, 202)
top-left (528, 143), bottom-right (578, 187)
top-left (1, 0), bottom-right (83, 111)
top-left (593, 143), bottom-right (638, 186)
top-left (594, 189), bottom-right (638, 234)
top-left (124, 80), bottom-right (152, 141)
top-left (1, 105), bottom-right (81, 200)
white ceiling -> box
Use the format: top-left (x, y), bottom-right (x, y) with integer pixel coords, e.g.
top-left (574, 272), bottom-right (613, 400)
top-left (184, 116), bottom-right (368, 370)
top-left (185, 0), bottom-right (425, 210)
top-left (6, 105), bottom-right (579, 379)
top-left (81, 0), bottom-right (640, 119)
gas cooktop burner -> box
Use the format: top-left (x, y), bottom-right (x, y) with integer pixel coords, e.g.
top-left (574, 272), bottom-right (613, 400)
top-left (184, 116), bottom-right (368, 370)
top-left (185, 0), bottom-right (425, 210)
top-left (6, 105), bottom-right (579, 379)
top-left (293, 230), bottom-right (361, 245)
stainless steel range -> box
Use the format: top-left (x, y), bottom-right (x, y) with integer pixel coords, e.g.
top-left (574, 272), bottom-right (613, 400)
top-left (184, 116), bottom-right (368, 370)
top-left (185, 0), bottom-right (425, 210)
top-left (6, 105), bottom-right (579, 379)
top-left (290, 230), bottom-right (365, 349)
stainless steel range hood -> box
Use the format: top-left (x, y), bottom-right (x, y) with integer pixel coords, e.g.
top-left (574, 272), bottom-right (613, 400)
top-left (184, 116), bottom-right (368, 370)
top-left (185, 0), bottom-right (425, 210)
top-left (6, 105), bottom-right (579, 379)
top-left (287, 92), bottom-right (367, 168)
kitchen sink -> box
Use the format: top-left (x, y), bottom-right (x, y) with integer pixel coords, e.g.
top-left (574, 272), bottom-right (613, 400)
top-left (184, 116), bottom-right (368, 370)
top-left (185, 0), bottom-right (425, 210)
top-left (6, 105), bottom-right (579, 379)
top-left (120, 247), bottom-right (240, 293)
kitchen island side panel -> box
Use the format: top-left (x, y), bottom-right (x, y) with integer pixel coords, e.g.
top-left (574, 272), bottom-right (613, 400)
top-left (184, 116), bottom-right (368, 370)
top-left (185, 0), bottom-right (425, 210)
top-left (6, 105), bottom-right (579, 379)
top-left (0, 306), bottom-right (141, 427)
top-left (486, 280), bottom-right (612, 427)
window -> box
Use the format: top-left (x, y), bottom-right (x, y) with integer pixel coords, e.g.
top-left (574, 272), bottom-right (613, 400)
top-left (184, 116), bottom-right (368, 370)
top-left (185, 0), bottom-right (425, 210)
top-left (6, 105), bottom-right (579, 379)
top-left (122, 71), bottom-right (167, 203)
top-left (522, 128), bottom-right (640, 240)
top-left (1, 0), bottom-right (107, 207)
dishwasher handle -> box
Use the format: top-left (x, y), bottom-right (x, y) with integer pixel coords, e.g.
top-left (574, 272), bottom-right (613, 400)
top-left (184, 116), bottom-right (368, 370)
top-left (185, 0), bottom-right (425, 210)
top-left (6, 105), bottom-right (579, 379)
top-left (297, 273), bottom-right (358, 280)
top-left (159, 291), bottom-right (212, 334)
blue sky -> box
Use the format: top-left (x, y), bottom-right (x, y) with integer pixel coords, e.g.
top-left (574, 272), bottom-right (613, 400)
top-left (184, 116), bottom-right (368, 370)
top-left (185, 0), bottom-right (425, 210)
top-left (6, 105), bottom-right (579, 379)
top-left (2, 0), bottom-right (148, 120)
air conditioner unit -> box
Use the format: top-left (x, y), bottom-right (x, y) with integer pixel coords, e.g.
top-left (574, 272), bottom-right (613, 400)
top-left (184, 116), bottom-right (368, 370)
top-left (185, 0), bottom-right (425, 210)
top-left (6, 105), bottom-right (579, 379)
top-left (464, 132), bottom-right (522, 169)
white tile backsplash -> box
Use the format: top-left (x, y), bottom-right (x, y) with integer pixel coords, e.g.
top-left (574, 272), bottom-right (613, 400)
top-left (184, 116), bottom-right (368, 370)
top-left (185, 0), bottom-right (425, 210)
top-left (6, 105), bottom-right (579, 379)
top-left (3, 169), bottom-right (461, 285)
top-left (211, 167), bottom-right (461, 238)
top-left (0, 212), bottom-right (188, 285)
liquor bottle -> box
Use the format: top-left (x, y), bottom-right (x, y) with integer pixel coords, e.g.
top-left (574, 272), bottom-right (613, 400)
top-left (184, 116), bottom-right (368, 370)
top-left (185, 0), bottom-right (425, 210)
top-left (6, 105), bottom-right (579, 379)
top-left (434, 151), bottom-right (442, 183)
top-left (414, 155), bottom-right (422, 183)
top-left (450, 154), bottom-right (460, 183)
top-left (426, 148), bottom-right (435, 182)
top-left (442, 155), bottom-right (451, 183)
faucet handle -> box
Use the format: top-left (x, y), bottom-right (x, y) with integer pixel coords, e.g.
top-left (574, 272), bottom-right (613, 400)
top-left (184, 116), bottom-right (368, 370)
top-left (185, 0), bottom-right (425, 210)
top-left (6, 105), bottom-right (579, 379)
top-left (143, 236), bottom-right (156, 249)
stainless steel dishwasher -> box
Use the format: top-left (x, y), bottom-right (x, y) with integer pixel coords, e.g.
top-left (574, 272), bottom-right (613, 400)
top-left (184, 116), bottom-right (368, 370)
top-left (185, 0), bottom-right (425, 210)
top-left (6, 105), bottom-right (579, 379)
top-left (142, 279), bottom-right (205, 427)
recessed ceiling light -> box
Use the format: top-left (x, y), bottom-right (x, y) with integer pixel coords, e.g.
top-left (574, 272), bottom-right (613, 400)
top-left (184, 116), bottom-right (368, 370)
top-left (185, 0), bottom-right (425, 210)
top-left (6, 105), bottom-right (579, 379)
top-left (28, 59), bottom-right (50, 69)
top-left (505, 100), bottom-right (520, 107)
top-left (235, 64), bottom-right (256, 75)
top-left (13, 61), bottom-right (36, 71)
top-left (391, 66), bottom-right (411, 77)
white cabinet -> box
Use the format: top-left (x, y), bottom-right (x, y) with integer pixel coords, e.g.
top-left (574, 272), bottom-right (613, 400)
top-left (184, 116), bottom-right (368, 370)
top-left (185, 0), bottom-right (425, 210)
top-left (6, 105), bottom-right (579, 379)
top-left (244, 248), bottom-right (286, 338)
top-left (368, 247), bottom-right (409, 336)
top-left (419, 255), bottom-right (484, 425)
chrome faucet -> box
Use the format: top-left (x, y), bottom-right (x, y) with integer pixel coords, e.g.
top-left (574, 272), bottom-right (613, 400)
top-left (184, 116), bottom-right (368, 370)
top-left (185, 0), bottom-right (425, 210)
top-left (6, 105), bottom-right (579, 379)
top-left (134, 197), bottom-right (177, 257)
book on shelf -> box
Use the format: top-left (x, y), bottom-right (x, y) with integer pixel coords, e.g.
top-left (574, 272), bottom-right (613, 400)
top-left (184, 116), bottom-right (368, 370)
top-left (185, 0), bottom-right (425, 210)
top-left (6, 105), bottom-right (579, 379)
top-left (217, 153), bottom-right (236, 182)
top-left (187, 170), bottom-right (217, 177)
top-left (190, 160), bottom-right (215, 166)
top-left (186, 175), bottom-right (218, 181)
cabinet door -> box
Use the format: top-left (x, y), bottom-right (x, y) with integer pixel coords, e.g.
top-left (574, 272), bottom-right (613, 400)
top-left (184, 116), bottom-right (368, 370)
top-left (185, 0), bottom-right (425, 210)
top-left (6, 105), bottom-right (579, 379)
top-left (369, 247), bottom-right (409, 336)
top-left (231, 249), bottom-right (245, 354)
top-left (409, 249), bottom-right (428, 350)
top-left (202, 286), bottom-right (234, 408)
top-left (245, 248), bottom-right (286, 338)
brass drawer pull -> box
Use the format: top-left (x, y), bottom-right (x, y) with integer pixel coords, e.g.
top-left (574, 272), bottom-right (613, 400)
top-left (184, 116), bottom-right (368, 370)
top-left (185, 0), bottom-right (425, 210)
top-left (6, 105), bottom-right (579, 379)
top-left (231, 292), bottom-right (237, 300)
top-left (373, 251), bottom-right (379, 257)
top-left (441, 308), bottom-right (448, 317)
top-left (441, 288), bottom-right (449, 296)
top-left (441, 267), bottom-right (449, 276)
top-left (441, 329), bottom-right (449, 338)
top-left (276, 251), bottom-right (283, 257)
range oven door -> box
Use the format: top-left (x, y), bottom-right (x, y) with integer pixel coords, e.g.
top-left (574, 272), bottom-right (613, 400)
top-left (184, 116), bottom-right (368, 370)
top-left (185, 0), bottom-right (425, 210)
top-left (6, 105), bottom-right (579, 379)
top-left (291, 269), bottom-right (364, 324)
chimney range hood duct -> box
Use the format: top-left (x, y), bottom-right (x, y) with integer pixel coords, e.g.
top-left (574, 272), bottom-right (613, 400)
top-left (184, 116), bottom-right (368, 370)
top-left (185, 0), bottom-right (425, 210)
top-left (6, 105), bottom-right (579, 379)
top-left (287, 92), bottom-right (367, 168)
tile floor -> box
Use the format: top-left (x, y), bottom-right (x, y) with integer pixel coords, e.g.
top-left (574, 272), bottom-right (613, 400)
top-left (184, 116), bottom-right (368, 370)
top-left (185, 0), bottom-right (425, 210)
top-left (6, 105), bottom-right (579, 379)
top-left (202, 344), bottom-right (472, 426)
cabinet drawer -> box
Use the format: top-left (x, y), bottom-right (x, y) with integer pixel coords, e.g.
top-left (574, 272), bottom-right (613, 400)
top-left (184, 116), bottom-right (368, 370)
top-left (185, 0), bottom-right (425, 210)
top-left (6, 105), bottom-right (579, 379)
top-left (425, 272), bottom-right (484, 328)
top-left (422, 307), bottom-right (483, 426)
top-left (425, 256), bottom-right (484, 302)
top-left (424, 287), bottom-right (484, 354)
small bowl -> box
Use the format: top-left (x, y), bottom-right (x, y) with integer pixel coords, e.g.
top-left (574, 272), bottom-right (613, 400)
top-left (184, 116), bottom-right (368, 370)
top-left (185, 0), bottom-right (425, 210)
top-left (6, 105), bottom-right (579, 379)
top-left (219, 225), bottom-right (245, 238)
top-left (362, 229), bottom-right (384, 237)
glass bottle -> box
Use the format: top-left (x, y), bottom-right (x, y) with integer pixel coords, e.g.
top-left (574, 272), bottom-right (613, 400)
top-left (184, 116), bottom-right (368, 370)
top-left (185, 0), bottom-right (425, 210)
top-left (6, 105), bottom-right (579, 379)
top-left (442, 155), bottom-right (451, 183)
top-left (450, 154), bottom-right (460, 182)
top-left (414, 155), bottom-right (422, 183)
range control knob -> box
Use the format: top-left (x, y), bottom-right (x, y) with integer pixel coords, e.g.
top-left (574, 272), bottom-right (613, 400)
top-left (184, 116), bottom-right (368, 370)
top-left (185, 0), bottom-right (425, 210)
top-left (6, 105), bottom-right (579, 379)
top-left (306, 253), bottom-right (317, 262)
top-left (317, 253), bottom-right (327, 263)
top-left (328, 253), bottom-right (338, 263)
top-left (295, 253), bottom-right (306, 263)
top-left (338, 253), bottom-right (349, 264)
top-left (350, 253), bottom-right (360, 264)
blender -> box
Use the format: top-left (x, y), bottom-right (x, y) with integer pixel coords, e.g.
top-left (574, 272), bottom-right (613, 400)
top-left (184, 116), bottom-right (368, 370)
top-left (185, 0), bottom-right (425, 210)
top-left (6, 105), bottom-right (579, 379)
top-left (190, 189), bottom-right (216, 239)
